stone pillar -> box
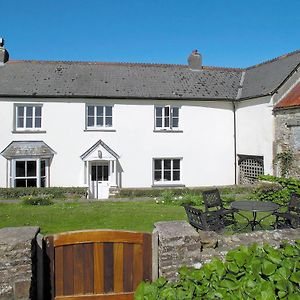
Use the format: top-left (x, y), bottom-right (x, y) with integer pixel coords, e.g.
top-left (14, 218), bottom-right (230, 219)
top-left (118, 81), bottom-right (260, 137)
top-left (154, 221), bottom-right (203, 281)
top-left (0, 226), bottom-right (40, 300)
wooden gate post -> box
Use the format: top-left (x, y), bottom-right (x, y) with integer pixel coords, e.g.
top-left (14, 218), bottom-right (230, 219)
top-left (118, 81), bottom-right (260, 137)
top-left (44, 235), bottom-right (55, 300)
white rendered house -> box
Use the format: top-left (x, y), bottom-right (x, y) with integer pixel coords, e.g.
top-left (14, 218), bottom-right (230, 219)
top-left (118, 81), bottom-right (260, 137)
top-left (0, 41), bottom-right (300, 198)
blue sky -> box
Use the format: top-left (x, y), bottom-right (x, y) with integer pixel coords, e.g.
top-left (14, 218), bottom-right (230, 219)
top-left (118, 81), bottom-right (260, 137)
top-left (1, 0), bottom-right (299, 67)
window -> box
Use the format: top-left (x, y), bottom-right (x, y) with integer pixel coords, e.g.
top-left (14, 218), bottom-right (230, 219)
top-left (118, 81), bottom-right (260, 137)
top-left (13, 159), bottom-right (48, 187)
top-left (15, 105), bottom-right (42, 130)
top-left (154, 158), bottom-right (181, 183)
top-left (91, 164), bottom-right (109, 181)
top-left (155, 106), bottom-right (179, 130)
top-left (86, 105), bottom-right (113, 129)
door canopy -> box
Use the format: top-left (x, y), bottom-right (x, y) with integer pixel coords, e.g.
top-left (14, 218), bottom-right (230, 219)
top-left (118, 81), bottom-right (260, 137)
top-left (80, 139), bottom-right (119, 162)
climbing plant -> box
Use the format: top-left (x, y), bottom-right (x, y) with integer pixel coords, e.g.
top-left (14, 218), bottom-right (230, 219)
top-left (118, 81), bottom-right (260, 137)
top-left (275, 149), bottom-right (294, 178)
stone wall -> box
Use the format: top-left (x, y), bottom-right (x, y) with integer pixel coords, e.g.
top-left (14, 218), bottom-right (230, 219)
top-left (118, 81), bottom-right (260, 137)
top-left (274, 108), bottom-right (300, 178)
top-left (0, 227), bottom-right (39, 300)
top-left (2, 223), bottom-right (300, 296)
top-left (154, 221), bottom-right (300, 281)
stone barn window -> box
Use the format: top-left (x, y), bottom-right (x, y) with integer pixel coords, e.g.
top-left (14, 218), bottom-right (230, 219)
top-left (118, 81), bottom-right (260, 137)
top-left (238, 155), bottom-right (264, 184)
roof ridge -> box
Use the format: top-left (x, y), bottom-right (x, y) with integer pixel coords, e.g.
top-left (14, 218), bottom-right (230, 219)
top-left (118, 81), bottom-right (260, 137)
top-left (246, 49), bottom-right (300, 70)
top-left (7, 59), bottom-right (244, 72)
top-left (7, 59), bottom-right (187, 68)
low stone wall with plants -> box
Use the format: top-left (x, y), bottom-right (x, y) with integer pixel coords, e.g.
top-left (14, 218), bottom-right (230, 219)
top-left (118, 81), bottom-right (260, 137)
top-left (0, 226), bottom-right (40, 300)
top-left (154, 221), bottom-right (300, 282)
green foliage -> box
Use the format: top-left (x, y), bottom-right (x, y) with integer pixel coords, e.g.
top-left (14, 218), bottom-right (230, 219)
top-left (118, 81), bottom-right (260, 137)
top-left (153, 187), bottom-right (244, 208)
top-left (181, 193), bottom-right (203, 206)
top-left (0, 187), bottom-right (87, 199)
top-left (135, 241), bottom-right (300, 299)
top-left (160, 190), bottom-right (176, 203)
top-left (275, 150), bottom-right (294, 178)
top-left (117, 186), bottom-right (256, 199)
top-left (21, 194), bottom-right (54, 206)
top-left (155, 190), bottom-right (203, 206)
top-left (253, 175), bottom-right (300, 205)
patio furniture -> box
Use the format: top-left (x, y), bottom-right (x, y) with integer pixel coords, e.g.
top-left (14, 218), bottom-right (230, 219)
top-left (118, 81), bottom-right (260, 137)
top-left (202, 189), bottom-right (237, 226)
top-left (183, 204), bottom-right (225, 232)
top-left (231, 200), bottom-right (279, 231)
top-left (273, 193), bottom-right (300, 229)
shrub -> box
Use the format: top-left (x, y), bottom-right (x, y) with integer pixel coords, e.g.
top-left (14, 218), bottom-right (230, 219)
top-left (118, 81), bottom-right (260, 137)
top-left (181, 193), bottom-right (203, 206)
top-left (160, 190), bottom-right (175, 203)
top-left (253, 175), bottom-right (300, 205)
top-left (0, 187), bottom-right (87, 199)
top-left (154, 190), bottom-right (203, 206)
top-left (117, 186), bottom-right (255, 199)
top-left (22, 194), bottom-right (54, 206)
top-left (135, 241), bottom-right (300, 299)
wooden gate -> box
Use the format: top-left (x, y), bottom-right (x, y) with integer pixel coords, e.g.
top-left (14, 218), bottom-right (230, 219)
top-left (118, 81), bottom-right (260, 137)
top-left (44, 230), bottom-right (152, 300)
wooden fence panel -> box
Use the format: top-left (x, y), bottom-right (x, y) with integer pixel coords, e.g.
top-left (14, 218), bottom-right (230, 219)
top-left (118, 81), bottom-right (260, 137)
top-left (44, 230), bottom-right (152, 300)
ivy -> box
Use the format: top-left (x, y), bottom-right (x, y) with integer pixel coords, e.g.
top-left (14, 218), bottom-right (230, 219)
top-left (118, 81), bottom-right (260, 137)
top-left (135, 241), bottom-right (300, 299)
top-left (275, 150), bottom-right (294, 178)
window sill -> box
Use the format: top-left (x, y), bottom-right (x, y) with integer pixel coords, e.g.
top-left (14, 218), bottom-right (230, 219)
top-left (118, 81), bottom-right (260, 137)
top-left (152, 183), bottom-right (185, 188)
top-left (12, 130), bottom-right (46, 134)
top-left (84, 128), bottom-right (116, 132)
top-left (153, 129), bottom-right (183, 133)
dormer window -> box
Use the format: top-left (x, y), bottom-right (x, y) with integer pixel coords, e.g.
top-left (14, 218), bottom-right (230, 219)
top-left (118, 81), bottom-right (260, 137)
top-left (155, 106), bottom-right (179, 130)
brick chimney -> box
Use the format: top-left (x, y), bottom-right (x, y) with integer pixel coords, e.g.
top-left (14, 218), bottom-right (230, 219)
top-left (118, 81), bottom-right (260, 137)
top-left (0, 38), bottom-right (9, 64)
top-left (188, 49), bottom-right (202, 70)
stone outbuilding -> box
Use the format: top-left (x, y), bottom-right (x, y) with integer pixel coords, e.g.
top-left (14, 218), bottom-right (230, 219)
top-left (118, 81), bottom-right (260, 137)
top-left (274, 82), bottom-right (300, 178)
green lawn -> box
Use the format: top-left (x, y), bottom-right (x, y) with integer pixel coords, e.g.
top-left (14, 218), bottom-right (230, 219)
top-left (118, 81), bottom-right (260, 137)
top-left (0, 201), bottom-right (186, 235)
top-left (0, 200), bottom-right (278, 235)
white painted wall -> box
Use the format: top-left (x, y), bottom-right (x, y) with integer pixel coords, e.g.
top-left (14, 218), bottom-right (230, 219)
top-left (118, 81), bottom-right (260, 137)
top-left (0, 98), bottom-right (235, 188)
top-left (235, 96), bottom-right (274, 175)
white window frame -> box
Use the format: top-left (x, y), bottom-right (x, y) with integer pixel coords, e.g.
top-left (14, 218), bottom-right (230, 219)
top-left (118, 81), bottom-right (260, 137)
top-left (86, 104), bottom-right (113, 130)
top-left (153, 158), bottom-right (182, 185)
top-left (154, 105), bottom-right (180, 130)
top-left (15, 104), bottom-right (43, 131)
top-left (10, 158), bottom-right (49, 188)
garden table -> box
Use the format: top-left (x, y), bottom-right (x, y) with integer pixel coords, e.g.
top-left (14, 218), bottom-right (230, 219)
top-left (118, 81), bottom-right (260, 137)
top-left (230, 200), bottom-right (279, 231)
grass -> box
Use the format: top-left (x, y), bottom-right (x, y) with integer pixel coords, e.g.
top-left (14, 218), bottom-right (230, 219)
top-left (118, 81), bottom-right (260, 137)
top-left (0, 197), bottom-right (278, 235)
top-left (0, 201), bottom-right (186, 235)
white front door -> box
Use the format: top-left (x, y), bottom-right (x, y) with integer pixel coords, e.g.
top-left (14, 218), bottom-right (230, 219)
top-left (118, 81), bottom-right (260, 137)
top-left (91, 162), bottom-right (110, 199)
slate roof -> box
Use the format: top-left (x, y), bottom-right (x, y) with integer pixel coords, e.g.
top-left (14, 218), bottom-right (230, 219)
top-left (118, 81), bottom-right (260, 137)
top-left (241, 50), bottom-right (300, 99)
top-left (0, 49), bottom-right (299, 101)
top-left (274, 82), bottom-right (300, 109)
top-left (0, 61), bottom-right (242, 100)
top-left (1, 141), bottom-right (56, 159)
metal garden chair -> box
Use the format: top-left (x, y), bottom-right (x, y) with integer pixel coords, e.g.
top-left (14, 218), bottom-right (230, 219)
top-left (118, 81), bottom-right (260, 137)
top-left (183, 204), bottom-right (225, 232)
top-left (273, 193), bottom-right (300, 229)
top-left (202, 188), bottom-right (237, 226)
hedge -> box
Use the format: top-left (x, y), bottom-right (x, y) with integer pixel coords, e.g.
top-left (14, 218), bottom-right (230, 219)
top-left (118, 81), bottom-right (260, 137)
top-left (116, 185), bottom-right (256, 199)
top-left (0, 187), bottom-right (87, 199)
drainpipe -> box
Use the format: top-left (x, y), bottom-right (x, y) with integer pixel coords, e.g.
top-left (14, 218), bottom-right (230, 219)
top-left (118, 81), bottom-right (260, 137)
top-left (232, 100), bottom-right (237, 185)
top-left (234, 71), bottom-right (246, 185)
